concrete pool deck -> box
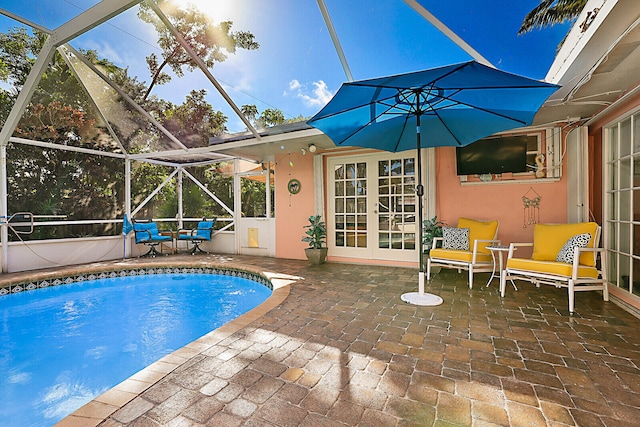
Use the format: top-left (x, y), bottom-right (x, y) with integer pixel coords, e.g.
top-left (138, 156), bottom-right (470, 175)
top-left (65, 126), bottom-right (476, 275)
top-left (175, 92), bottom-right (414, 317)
top-left (3, 254), bottom-right (639, 426)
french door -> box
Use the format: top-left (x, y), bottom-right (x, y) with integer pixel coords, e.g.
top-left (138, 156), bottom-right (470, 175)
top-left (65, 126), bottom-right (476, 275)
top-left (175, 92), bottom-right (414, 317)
top-left (328, 152), bottom-right (418, 262)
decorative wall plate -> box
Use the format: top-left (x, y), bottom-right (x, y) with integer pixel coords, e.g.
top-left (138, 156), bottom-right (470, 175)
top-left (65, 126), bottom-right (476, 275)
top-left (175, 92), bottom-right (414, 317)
top-left (287, 179), bottom-right (301, 194)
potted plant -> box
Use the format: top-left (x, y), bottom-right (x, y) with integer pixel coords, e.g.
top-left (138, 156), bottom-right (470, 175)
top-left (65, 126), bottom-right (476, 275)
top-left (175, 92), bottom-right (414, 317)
top-left (423, 216), bottom-right (445, 255)
top-left (302, 215), bottom-right (328, 265)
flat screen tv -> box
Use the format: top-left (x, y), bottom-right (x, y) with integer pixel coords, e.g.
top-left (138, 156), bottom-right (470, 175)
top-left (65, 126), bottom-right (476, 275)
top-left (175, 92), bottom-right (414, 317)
top-left (455, 136), bottom-right (532, 176)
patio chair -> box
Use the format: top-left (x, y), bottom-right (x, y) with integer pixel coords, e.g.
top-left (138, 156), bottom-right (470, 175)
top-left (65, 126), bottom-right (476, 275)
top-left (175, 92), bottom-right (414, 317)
top-left (501, 222), bottom-right (608, 313)
top-left (426, 217), bottom-right (500, 288)
top-left (132, 219), bottom-right (172, 257)
top-left (178, 218), bottom-right (215, 254)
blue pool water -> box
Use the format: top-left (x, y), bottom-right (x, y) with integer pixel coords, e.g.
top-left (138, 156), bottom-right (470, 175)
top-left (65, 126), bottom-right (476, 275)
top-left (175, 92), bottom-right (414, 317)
top-left (0, 272), bottom-right (271, 426)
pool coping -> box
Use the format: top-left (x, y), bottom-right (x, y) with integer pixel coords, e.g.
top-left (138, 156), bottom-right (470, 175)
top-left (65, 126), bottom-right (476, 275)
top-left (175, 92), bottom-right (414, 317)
top-left (0, 258), bottom-right (297, 427)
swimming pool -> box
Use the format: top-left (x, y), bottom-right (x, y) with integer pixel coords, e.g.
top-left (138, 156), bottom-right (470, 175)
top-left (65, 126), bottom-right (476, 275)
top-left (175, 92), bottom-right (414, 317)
top-left (0, 270), bottom-right (272, 427)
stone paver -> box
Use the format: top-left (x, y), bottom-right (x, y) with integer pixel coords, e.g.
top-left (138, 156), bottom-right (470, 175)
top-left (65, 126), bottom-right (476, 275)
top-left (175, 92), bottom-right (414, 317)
top-left (7, 254), bottom-right (637, 427)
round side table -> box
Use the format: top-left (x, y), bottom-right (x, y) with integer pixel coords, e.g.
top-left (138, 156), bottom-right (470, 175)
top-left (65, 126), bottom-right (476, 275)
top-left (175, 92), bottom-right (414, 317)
top-left (486, 245), bottom-right (518, 290)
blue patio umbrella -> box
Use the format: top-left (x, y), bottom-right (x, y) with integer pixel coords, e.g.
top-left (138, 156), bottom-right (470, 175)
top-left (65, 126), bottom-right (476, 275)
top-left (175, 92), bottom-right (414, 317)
top-left (308, 61), bottom-right (559, 306)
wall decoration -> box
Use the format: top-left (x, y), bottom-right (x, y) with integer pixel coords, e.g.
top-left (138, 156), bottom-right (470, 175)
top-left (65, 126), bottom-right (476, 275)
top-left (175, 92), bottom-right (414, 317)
top-left (535, 154), bottom-right (546, 178)
top-left (287, 151), bottom-right (294, 207)
top-left (522, 187), bottom-right (541, 228)
top-left (288, 179), bottom-right (301, 195)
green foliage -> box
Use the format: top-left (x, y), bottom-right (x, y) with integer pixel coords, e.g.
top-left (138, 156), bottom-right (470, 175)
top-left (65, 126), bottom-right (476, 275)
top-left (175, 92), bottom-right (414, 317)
top-left (157, 182), bottom-right (207, 221)
top-left (0, 27), bottom-right (46, 90)
top-left (240, 104), bottom-right (288, 130)
top-left (302, 215), bottom-right (327, 249)
top-left (283, 114), bottom-right (310, 124)
top-left (7, 143), bottom-right (124, 239)
top-left (256, 108), bottom-right (285, 128)
top-left (519, 0), bottom-right (587, 34)
top-left (202, 165), bottom-right (234, 216)
top-left (241, 177), bottom-right (268, 217)
top-left (137, 0), bottom-right (259, 100)
top-left (161, 89), bottom-right (227, 145)
top-left (422, 216), bottom-right (446, 254)
top-left (240, 104), bottom-right (258, 124)
top-left (0, 12), bottom-right (257, 240)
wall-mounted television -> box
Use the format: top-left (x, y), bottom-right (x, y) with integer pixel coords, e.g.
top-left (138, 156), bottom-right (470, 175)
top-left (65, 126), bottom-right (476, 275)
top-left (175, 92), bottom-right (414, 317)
top-left (455, 135), bottom-right (534, 176)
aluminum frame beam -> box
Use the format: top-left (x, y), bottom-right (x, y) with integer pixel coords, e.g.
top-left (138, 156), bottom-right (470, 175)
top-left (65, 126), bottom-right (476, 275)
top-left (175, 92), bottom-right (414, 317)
top-left (316, 0), bottom-right (354, 82)
top-left (403, 0), bottom-right (494, 68)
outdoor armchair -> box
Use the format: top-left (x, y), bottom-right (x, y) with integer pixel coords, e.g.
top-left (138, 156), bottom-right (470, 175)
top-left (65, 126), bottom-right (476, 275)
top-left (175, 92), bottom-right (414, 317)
top-left (178, 218), bottom-right (216, 254)
top-left (500, 222), bottom-right (608, 313)
top-left (426, 217), bottom-right (500, 289)
top-left (132, 219), bottom-right (172, 257)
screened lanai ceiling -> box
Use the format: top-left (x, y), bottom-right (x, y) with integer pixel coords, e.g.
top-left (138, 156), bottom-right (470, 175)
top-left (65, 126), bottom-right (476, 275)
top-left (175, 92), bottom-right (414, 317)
top-left (0, 0), bottom-right (602, 166)
top-left (1, 0), bottom-right (263, 166)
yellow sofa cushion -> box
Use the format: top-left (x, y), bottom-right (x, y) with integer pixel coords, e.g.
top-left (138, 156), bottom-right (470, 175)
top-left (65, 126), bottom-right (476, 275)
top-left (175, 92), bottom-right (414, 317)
top-left (457, 217), bottom-right (499, 254)
top-left (430, 248), bottom-right (492, 263)
top-left (507, 258), bottom-right (599, 279)
top-left (531, 222), bottom-right (598, 267)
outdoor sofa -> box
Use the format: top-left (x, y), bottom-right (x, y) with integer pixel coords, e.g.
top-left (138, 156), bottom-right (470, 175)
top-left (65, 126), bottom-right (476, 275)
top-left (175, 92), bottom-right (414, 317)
top-left (427, 217), bottom-right (500, 289)
top-left (500, 222), bottom-right (609, 313)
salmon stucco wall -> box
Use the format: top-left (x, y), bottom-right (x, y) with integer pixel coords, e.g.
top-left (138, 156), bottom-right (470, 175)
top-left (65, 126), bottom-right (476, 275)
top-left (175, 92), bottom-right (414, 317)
top-left (435, 147), bottom-right (568, 247)
top-left (275, 151), bottom-right (317, 260)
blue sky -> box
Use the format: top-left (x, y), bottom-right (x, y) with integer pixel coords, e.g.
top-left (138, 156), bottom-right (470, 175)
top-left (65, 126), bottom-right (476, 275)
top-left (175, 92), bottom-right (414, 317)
top-left (0, 0), bottom-right (572, 133)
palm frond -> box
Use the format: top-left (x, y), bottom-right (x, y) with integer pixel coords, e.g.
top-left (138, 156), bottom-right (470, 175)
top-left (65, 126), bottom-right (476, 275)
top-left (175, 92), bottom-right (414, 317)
top-left (519, 0), bottom-right (588, 34)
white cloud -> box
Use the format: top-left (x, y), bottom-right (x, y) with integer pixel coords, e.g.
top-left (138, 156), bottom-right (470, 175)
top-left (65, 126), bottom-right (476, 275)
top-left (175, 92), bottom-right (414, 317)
top-left (81, 40), bottom-right (123, 65)
top-left (286, 79), bottom-right (333, 108)
top-left (288, 79), bottom-right (301, 91)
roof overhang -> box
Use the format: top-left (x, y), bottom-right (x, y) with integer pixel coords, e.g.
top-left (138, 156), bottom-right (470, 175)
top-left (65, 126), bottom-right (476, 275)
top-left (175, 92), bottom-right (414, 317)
top-left (536, 0), bottom-right (640, 125)
top-left (209, 121), bottom-right (336, 163)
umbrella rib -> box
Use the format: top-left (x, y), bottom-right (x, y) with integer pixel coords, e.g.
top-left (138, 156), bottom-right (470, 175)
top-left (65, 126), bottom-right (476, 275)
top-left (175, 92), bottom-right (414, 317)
top-left (441, 96), bottom-right (530, 125)
top-left (392, 113), bottom-right (412, 152)
top-left (421, 88), bottom-right (530, 126)
top-left (428, 108), bottom-right (464, 146)
top-left (309, 92), bottom-right (406, 121)
top-left (331, 101), bottom-right (402, 145)
top-left (379, 99), bottom-right (413, 114)
top-left (347, 61), bottom-right (470, 90)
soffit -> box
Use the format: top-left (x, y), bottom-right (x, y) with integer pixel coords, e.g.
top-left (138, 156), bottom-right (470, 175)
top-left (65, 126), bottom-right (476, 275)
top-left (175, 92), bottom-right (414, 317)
top-left (208, 123), bottom-right (335, 163)
top-left (536, 0), bottom-right (640, 125)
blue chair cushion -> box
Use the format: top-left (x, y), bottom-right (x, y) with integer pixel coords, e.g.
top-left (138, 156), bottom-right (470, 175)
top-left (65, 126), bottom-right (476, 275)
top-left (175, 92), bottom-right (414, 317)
top-left (178, 221), bottom-right (214, 241)
top-left (195, 221), bottom-right (213, 240)
top-left (133, 222), bottom-right (170, 242)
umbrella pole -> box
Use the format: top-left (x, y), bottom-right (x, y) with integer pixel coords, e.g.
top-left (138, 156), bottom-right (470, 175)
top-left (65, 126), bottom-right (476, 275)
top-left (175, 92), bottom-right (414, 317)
top-left (400, 108), bottom-right (442, 306)
top-left (416, 115), bottom-right (425, 295)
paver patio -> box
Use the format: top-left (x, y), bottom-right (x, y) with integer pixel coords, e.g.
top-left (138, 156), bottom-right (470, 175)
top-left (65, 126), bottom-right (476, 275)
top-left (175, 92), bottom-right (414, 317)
top-left (5, 254), bottom-right (637, 426)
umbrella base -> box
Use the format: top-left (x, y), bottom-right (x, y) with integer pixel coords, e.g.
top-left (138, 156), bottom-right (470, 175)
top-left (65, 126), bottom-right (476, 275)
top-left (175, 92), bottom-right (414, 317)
top-left (401, 292), bottom-right (443, 306)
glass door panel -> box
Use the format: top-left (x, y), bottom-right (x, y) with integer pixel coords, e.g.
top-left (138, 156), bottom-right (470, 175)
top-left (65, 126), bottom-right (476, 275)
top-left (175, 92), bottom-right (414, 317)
top-left (333, 161), bottom-right (367, 250)
top-left (376, 157), bottom-right (416, 252)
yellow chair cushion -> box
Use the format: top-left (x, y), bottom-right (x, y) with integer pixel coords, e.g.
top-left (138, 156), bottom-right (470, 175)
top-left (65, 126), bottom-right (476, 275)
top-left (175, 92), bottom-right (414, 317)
top-left (430, 248), bottom-right (492, 263)
top-left (457, 218), bottom-right (499, 254)
top-left (507, 258), bottom-right (599, 279)
top-left (531, 222), bottom-right (598, 266)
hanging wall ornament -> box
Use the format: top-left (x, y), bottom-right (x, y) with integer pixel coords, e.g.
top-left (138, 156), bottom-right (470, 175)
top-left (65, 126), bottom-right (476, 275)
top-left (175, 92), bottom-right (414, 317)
top-left (522, 187), bottom-right (541, 228)
top-left (288, 179), bottom-right (301, 194)
top-left (288, 152), bottom-right (293, 207)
